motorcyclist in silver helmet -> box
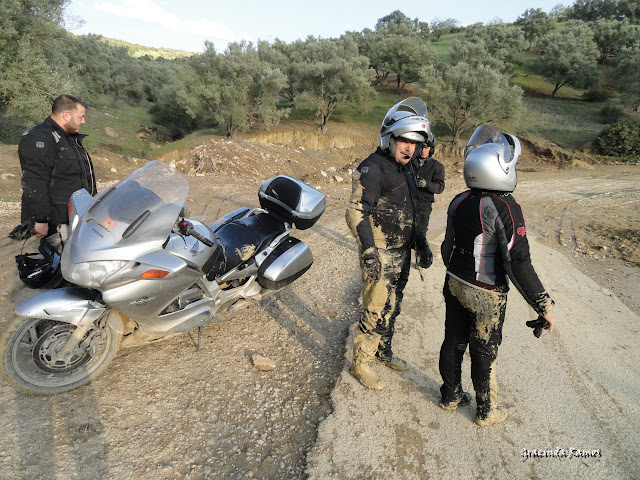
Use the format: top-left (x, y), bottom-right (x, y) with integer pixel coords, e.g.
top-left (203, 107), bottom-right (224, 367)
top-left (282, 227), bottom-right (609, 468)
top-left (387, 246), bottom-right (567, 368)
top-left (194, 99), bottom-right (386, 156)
top-left (346, 97), bottom-right (434, 390)
top-left (439, 124), bottom-right (557, 426)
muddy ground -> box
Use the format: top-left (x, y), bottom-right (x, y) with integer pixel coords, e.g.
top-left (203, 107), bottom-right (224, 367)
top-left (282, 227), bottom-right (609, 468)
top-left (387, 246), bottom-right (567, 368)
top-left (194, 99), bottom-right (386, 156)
top-left (0, 135), bottom-right (638, 479)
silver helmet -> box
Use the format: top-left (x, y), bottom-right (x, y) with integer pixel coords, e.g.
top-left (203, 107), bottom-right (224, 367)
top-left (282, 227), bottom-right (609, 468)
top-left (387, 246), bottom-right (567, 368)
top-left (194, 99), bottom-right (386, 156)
top-left (380, 97), bottom-right (431, 156)
top-left (463, 125), bottom-right (522, 192)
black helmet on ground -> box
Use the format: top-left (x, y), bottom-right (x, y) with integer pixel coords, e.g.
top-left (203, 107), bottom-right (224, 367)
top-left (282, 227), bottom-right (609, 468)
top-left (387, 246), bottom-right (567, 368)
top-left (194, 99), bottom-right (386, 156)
top-left (16, 240), bottom-right (63, 289)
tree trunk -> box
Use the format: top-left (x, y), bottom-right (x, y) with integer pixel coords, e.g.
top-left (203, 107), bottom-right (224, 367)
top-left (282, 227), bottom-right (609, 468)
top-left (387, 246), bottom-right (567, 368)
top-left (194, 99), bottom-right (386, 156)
top-left (550, 80), bottom-right (568, 99)
top-left (112, 87), bottom-right (125, 107)
top-left (318, 116), bottom-right (327, 134)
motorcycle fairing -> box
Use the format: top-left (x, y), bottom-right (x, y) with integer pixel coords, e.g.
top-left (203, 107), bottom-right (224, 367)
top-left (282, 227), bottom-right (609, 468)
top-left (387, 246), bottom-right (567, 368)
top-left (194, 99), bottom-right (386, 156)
top-left (14, 287), bottom-right (106, 326)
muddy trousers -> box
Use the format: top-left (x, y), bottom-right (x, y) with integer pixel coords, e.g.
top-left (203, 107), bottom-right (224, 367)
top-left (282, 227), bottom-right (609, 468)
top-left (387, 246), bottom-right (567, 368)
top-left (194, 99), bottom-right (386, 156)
top-left (357, 247), bottom-right (411, 360)
top-left (439, 275), bottom-right (507, 418)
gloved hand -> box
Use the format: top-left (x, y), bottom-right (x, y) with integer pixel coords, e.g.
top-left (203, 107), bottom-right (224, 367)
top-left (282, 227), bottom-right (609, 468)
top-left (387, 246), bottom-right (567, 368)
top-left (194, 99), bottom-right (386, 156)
top-left (8, 219), bottom-right (35, 240)
top-left (415, 234), bottom-right (433, 269)
top-left (416, 177), bottom-right (427, 188)
top-left (526, 316), bottom-right (550, 338)
top-left (361, 248), bottom-right (381, 283)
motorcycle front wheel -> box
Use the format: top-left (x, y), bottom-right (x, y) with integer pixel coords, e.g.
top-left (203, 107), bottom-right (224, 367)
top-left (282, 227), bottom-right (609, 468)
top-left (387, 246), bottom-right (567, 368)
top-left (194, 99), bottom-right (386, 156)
top-left (0, 316), bottom-right (119, 395)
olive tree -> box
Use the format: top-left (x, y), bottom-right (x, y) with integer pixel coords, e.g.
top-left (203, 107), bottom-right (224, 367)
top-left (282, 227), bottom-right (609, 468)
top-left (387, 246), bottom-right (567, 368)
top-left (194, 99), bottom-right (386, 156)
top-left (614, 43), bottom-right (640, 111)
top-left (538, 20), bottom-right (600, 98)
top-left (383, 35), bottom-right (438, 93)
top-left (0, 0), bottom-right (79, 122)
top-left (591, 18), bottom-right (632, 64)
top-left (349, 29), bottom-right (393, 86)
top-left (418, 62), bottom-right (523, 146)
top-left (262, 39), bottom-right (309, 107)
top-left (299, 36), bottom-right (374, 133)
top-left (515, 8), bottom-right (553, 51)
top-left (184, 41), bottom-right (288, 138)
top-left (461, 23), bottom-right (526, 73)
top-left (429, 18), bottom-right (460, 42)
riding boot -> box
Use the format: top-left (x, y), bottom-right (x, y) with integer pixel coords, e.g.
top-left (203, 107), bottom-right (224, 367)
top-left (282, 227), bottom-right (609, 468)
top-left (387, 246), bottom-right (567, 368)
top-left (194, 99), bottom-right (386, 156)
top-left (473, 361), bottom-right (507, 426)
top-left (350, 332), bottom-right (385, 390)
top-left (374, 353), bottom-right (408, 371)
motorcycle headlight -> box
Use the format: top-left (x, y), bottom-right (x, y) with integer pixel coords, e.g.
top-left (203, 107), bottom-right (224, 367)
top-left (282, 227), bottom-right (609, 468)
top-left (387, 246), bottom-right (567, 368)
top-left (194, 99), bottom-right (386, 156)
top-left (62, 260), bottom-right (128, 288)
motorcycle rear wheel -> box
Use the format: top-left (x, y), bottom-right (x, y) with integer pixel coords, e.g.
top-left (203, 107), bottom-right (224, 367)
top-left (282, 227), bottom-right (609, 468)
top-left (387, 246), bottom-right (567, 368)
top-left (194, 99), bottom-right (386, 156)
top-left (0, 316), bottom-right (119, 395)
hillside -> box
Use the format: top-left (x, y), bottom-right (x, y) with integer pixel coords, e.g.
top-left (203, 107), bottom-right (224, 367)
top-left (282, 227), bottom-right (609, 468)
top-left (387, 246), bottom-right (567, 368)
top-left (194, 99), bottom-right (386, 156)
top-left (101, 36), bottom-right (197, 59)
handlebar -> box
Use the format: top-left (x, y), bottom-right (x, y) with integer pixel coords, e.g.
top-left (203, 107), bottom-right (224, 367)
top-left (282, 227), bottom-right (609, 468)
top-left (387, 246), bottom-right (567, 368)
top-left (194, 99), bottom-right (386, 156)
top-left (175, 219), bottom-right (215, 247)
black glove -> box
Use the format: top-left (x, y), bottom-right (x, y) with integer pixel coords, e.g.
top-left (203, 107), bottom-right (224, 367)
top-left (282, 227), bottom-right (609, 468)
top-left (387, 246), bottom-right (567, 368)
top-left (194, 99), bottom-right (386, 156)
top-left (416, 177), bottom-right (427, 188)
top-left (526, 316), bottom-right (550, 338)
top-left (415, 235), bottom-right (433, 269)
top-left (8, 219), bottom-right (35, 240)
top-left (361, 248), bottom-right (381, 283)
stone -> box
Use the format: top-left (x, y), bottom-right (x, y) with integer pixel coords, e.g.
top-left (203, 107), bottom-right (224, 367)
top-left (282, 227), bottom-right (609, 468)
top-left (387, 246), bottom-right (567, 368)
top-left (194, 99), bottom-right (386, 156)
top-left (252, 354), bottom-right (276, 372)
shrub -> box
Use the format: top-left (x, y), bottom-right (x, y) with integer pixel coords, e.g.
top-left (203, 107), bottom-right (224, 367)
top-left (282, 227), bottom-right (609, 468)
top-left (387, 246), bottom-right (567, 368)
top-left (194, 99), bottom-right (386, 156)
top-left (600, 104), bottom-right (624, 124)
top-left (582, 88), bottom-right (613, 102)
top-left (596, 121), bottom-right (640, 158)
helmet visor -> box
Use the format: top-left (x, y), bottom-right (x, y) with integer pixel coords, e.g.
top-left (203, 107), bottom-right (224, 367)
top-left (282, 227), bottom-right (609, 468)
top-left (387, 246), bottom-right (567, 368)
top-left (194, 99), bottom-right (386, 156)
top-left (397, 131), bottom-right (426, 143)
top-left (383, 97), bottom-right (428, 127)
top-left (464, 125), bottom-right (515, 162)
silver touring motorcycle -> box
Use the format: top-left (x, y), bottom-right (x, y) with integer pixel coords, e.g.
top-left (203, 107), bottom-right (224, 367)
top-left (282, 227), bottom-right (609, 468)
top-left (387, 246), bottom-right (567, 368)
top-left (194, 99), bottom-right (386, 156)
top-left (1, 161), bottom-right (326, 394)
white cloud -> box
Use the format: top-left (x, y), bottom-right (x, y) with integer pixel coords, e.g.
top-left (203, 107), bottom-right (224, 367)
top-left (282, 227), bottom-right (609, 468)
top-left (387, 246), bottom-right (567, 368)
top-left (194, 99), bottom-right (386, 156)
top-left (95, 0), bottom-right (250, 45)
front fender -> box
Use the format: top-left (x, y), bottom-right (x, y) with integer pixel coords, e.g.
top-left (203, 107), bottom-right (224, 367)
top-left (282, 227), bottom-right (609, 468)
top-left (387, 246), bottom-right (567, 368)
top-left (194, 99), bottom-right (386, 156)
top-left (14, 287), bottom-right (107, 326)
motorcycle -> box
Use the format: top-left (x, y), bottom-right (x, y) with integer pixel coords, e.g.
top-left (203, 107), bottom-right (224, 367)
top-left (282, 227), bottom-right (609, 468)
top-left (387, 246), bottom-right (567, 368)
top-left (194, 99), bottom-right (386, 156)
top-left (0, 161), bottom-right (326, 394)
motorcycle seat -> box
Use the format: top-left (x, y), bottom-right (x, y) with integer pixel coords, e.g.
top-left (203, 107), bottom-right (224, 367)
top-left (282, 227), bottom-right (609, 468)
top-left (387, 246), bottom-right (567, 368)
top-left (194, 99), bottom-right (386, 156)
top-left (205, 212), bottom-right (286, 281)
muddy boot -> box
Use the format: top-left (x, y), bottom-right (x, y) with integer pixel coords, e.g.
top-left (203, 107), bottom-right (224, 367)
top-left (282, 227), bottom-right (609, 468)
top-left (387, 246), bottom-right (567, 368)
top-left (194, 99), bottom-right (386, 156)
top-left (350, 333), bottom-right (385, 390)
top-left (374, 354), bottom-right (408, 371)
top-left (440, 391), bottom-right (472, 412)
top-left (475, 408), bottom-right (508, 427)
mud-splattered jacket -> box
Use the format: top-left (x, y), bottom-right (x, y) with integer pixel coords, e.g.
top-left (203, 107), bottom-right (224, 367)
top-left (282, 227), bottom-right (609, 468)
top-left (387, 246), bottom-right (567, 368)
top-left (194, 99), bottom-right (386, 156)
top-left (19, 116), bottom-right (96, 225)
top-left (441, 190), bottom-right (553, 316)
top-left (346, 148), bottom-right (421, 251)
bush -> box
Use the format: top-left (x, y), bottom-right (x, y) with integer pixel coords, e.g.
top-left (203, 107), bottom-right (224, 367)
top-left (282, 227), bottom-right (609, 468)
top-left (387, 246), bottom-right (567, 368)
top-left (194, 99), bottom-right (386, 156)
top-left (596, 121), bottom-right (640, 158)
top-left (582, 88), bottom-right (613, 102)
top-left (600, 104), bottom-right (624, 124)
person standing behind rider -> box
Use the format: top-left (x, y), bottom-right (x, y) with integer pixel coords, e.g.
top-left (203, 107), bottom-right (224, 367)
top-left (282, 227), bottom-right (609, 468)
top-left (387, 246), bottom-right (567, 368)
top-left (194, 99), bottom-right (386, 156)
top-left (346, 97), bottom-right (433, 391)
top-left (413, 133), bottom-right (445, 235)
top-left (19, 94), bottom-right (97, 246)
top-left (438, 125), bottom-right (557, 426)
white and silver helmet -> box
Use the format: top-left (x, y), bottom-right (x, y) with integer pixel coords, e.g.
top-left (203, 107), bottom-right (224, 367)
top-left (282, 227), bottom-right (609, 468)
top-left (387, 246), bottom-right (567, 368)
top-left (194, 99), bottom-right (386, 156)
top-left (463, 125), bottom-right (522, 192)
top-left (380, 97), bottom-right (431, 156)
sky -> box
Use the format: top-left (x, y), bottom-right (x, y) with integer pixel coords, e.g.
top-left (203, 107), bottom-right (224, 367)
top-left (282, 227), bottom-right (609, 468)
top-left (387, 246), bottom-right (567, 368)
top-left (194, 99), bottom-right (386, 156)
top-left (65, 0), bottom-right (566, 53)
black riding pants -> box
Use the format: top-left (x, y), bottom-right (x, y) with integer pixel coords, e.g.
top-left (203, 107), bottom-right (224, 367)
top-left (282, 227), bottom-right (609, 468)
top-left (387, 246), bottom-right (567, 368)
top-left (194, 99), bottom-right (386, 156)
top-left (439, 275), bottom-right (507, 417)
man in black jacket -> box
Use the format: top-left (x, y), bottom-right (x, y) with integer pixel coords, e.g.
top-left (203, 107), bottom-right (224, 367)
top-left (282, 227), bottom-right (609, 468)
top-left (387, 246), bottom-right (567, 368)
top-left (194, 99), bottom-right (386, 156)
top-left (413, 134), bottom-right (445, 236)
top-left (346, 97), bottom-right (433, 390)
top-left (19, 94), bottom-right (97, 244)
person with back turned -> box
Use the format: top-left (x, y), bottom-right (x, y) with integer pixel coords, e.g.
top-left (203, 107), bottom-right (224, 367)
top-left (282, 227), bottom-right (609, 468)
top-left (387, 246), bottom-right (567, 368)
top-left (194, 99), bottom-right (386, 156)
top-left (439, 124), bottom-right (557, 426)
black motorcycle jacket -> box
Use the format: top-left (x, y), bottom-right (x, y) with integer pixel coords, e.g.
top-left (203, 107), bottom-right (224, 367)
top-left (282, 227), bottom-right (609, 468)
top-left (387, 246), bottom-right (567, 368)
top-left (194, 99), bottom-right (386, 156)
top-left (19, 116), bottom-right (97, 225)
top-left (346, 148), bottom-right (421, 251)
top-left (441, 189), bottom-right (554, 316)
top-left (413, 156), bottom-right (445, 203)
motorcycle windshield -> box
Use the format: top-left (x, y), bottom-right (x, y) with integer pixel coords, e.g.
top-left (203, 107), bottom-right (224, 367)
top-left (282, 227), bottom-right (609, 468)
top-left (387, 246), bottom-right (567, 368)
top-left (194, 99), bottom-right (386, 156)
top-left (82, 161), bottom-right (188, 247)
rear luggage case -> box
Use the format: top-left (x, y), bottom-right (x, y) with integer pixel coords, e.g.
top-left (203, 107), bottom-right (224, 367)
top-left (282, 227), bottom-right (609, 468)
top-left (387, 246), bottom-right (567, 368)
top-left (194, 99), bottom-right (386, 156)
top-left (258, 175), bottom-right (326, 230)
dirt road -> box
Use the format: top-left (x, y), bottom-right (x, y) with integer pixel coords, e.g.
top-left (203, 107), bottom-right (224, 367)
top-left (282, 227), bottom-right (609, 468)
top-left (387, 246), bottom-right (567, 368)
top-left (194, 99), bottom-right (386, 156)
top-left (0, 160), bottom-right (638, 479)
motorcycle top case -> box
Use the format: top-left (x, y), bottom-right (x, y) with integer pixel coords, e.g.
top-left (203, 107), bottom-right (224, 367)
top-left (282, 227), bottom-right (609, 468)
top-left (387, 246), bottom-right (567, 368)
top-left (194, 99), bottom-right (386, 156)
top-left (258, 175), bottom-right (326, 230)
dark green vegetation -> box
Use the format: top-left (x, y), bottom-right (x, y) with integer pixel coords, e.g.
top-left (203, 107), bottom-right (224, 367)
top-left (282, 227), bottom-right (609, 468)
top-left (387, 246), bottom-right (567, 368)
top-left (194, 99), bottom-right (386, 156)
top-left (1, 0), bottom-right (639, 159)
